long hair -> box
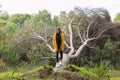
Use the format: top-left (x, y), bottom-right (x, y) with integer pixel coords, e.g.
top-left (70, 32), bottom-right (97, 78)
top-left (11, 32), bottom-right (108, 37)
top-left (56, 28), bottom-right (62, 33)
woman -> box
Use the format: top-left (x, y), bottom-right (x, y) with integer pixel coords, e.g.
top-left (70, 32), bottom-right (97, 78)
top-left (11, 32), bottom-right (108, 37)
top-left (53, 28), bottom-right (64, 67)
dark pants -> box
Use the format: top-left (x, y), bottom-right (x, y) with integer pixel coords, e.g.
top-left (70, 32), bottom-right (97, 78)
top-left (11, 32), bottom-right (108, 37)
top-left (56, 50), bottom-right (63, 63)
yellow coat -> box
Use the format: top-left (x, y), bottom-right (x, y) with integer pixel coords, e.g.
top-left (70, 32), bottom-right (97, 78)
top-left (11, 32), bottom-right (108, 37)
top-left (53, 33), bottom-right (64, 52)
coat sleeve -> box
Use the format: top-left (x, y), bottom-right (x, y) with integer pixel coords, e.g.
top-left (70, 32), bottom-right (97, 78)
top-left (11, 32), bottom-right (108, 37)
top-left (62, 34), bottom-right (65, 45)
top-left (61, 33), bottom-right (65, 46)
top-left (53, 33), bottom-right (56, 46)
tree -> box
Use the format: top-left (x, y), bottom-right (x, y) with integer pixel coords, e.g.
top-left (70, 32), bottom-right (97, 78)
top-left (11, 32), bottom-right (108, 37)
top-left (13, 11), bottom-right (54, 63)
top-left (59, 11), bottom-right (68, 26)
top-left (35, 10), bottom-right (52, 26)
top-left (0, 12), bottom-right (9, 20)
top-left (52, 16), bottom-right (61, 27)
top-left (32, 8), bottom-right (112, 71)
top-left (15, 8), bottom-right (112, 71)
top-left (114, 12), bottom-right (120, 21)
top-left (9, 14), bottom-right (31, 27)
top-left (0, 19), bottom-right (6, 27)
top-left (0, 12), bottom-right (9, 27)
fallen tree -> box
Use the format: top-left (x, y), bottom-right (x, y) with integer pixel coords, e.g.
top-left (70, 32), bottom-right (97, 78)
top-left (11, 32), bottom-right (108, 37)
top-left (29, 8), bottom-right (113, 71)
top-left (15, 8), bottom-right (119, 71)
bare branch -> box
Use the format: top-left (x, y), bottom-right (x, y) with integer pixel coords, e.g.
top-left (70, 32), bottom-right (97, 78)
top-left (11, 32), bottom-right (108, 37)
top-left (68, 18), bottom-right (75, 55)
top-left (69, 38), bottom-right (95, 58)
top-left (62, 29), bottom-right (70, 37)
top-left (31, 28), bottom-right (54, 52)
top-left (78, 17), bottom-right (84, 43)
top-left (90, 26), bottom-right (115, 40)
top-left (86, 16), bottom-right (100, 39)
top-left (62, 29), bottom-right (71, 48)
top-left (86, 45), bottom-right (98, 50)
top-left (65, 41), bottom-right (70, 48)
top-left (86, 21), bottom-right (94, 38)
top-left (78, 29), bottom-right (84, 43)
top-left (69, 40), bottom-right (87, 58)
top-left (83, 30), bottom-right (87, 41)
top-left (96, 27), bottom-right (109, 38)
top-left (46, 44), bottom-right (55, 52)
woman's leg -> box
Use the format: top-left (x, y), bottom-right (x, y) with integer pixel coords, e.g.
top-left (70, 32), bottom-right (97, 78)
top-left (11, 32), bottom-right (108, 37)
top-left (60, 51), bottom-right (63, 61)
top-left (55, 51), bottom-right (59, 63)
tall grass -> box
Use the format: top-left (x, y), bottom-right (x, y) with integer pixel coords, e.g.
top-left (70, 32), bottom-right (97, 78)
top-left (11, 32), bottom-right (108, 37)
top-left (69, 61), bottom-right (110, 80)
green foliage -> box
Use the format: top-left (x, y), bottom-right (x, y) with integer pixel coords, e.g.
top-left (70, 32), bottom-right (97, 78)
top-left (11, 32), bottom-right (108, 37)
top-left (0, 72), bottom-right (23, 79)
top-left (90, 39), bottom-right (118, 66)
top-left (9, 14), bottom-right (31, 27)
top-left (59, 11), bottom-right (67, 26)
top-left (110, 78), bottom-right (120, 80)
top-left (68, 63), bottom-right (110, 80)
top-left (0, 19), bottom-right (6, 27)
top-left (108, 70), bottom-right (120, 78)
top-left (0, 27), bottom-right (20, 65)
top-left (0, 8), bottom-right (119, 77)
top-left (103, 39), bottom-right (119, 62)
top-left (6, 22), bottom-right (19, 33)
top-left (0, 66), bottom-right (50, 79)
top-left (72, 39), bottom-right (119, 69)
top-left (114, 12), bottom-right (120, 21)
top-left (68, 64), bottom-right (92, 74)
top-left (0, 13), bottom-right (9, 27)
top-left (35, 10), bottom-right (52, 26)
top-left (0, 41), bottom-right (20, 65)
top-left (52, 16), bottom-right (61, 27)
top-left (92, 61), bottom-right (110, 80)
top-left (0, 59), bottom-right (6, 72)
top-left (0, 12), bottom-right (9, 20)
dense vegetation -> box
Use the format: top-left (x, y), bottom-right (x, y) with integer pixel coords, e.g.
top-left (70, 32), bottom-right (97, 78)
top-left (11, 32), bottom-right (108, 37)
top-left (0, 6), bottom-right (120, 80)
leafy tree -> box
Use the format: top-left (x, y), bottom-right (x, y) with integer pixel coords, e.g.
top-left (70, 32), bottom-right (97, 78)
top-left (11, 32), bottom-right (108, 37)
top-left (114, 12), bottom-right (120, 21)
top-left (15, 7), bottom-right (113, 71)
top-left (52, 16), bottom-right (61, 27)
top-left (0, 12), bottom-right (9, 20)
top-left (0, 20), bottom-right (6, 27)
top-left (0, 12), bottom-right (9, 27)
top-left (6, 22), bottom-right (19, 33)
top-left (59, 11), bottom-right (67, 26)
top-left (78, 39), bottom-right (119, 68)
top-left (103, 39), bottom-right (120, 67)
top-left (0, 27), bottom-right (19, 65)
top-left (12, 10), bottom-right (54, 64)
top-left (9, 14), bottom-right (31, 27)
top-left (35, 10), bottom-right (52, 26)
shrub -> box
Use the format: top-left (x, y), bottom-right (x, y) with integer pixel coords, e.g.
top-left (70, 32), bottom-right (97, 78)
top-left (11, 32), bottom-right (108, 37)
top-left (0, 59), bottom-right (6, 72)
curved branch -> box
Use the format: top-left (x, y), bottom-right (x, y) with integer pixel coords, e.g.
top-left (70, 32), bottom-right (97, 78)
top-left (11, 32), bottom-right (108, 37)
top-left (62, 29), bottom-right (70, 37)
top-left (31, 28), bottom-right (54, 52)
top-left (86, 16), bottom-right (99, 39)
top-left (69, 38), bottom-right (95, 58)
top-left (78, 17), bottom-right (84, 43)
top-left (68, 18), bottom-right (75, 55)
top-left (90, 26), bottom-right (115, 40)
top-left (86, 21), bottom-right (94, 38)
top-left (65, 41), bottom-right (70, 48)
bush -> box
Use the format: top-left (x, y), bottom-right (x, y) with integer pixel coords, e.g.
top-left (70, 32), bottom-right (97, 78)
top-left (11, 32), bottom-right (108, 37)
top-left (0, 59), bottom-right (6, 72)
top-left (103, 39), bottom-right (119, 63)
top-left (0, 43), bottom-right (20, 65)
top-left (70, 39), bottom-right (120, 69)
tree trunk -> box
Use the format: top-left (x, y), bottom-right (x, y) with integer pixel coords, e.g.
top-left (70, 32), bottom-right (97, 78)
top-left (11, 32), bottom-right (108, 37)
top-left (53, 53), bottom-right (70, 71)
top-left (53, 39), bottom-right (92, 71)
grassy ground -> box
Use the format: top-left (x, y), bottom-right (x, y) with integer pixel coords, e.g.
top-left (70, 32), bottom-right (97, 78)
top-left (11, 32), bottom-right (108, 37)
top-left (0, 65), bottom-right (120, 80)
top-left (108, 70), bottom-right (120, 80)
top-left (0, 65), bottom-right (45, 79)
